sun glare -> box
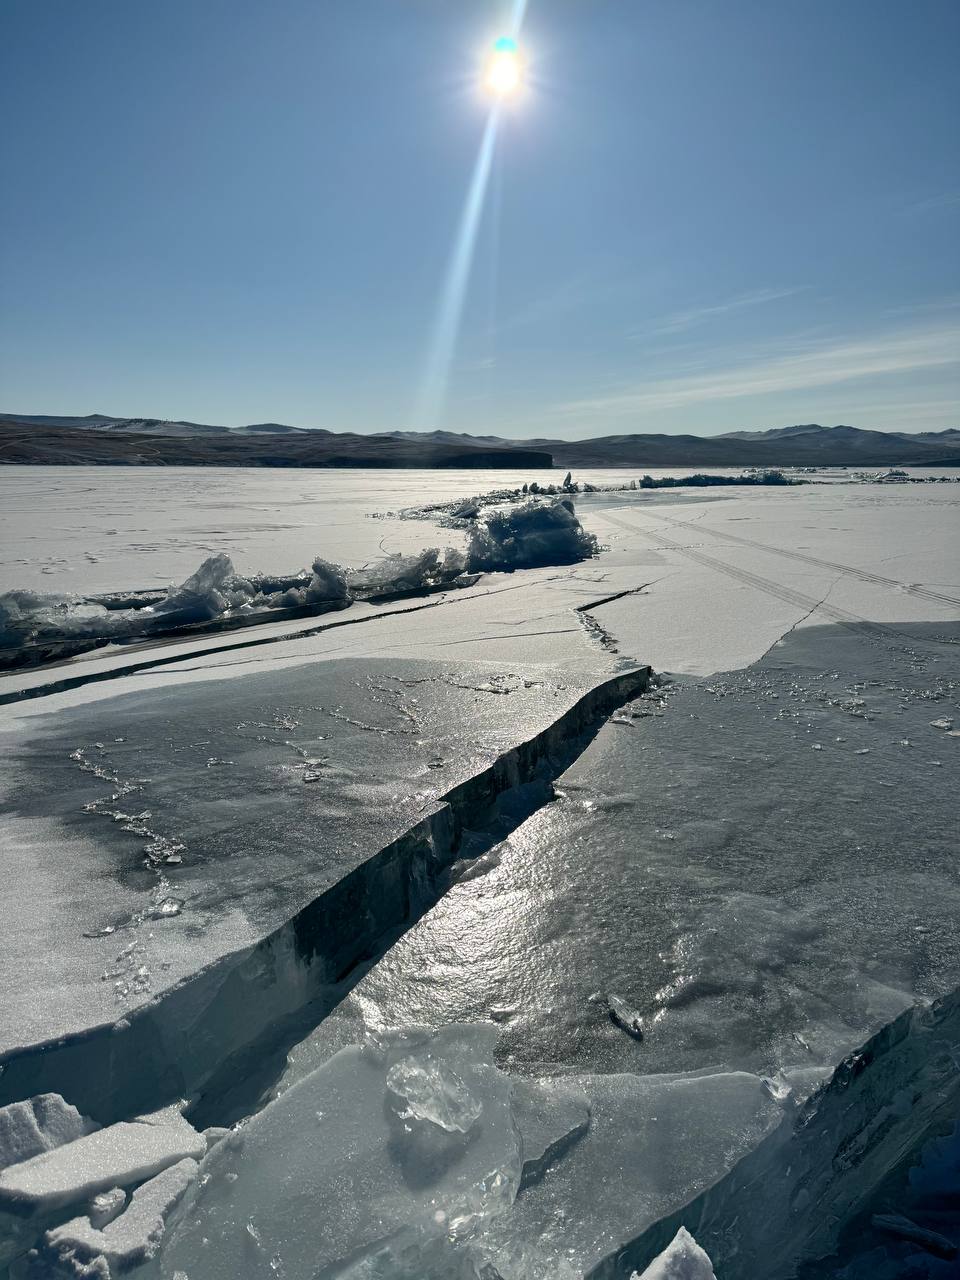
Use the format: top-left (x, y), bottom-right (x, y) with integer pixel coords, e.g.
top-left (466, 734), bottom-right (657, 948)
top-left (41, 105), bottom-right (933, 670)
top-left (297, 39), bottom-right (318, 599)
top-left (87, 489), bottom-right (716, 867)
top-left (485, 36), bottom-right (523, 97)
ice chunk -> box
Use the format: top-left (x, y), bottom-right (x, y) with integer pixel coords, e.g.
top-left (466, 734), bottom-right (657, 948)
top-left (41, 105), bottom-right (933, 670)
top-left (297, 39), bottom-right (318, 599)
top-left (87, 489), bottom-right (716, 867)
top-left (272, 556), bottom-right (349, 608)
top-left (617, 991), bottom-right (960, 1280)
top-left (466, 498), bottom-right (598, 572)
top-left (0, 589), bottom-right (123, 651)
top-left (0, 549), bottom-right (356, 663)
top-left (451, 499), bottom-right (481, 520)
top-left (479, 1069), bottom-right (782, 1276)
top-left (0, 1112), bottom-right (204, 1212)
top-left (608, 993), bottom-right (644, 1040)
top-left (0, 1095), bottom-right (97, 1172)
top-left (632, 1227), bottom-right (717, 1279)
top-left (349, 546), bottom-right (467, 595)
top-left (201, 1127), bottom-right (231, 1154)
top-left (131, 1102), bottom-right (191, 1129)
top-left (386, 1055), bottom-right (482, 1134)
top-left (43, 1157), bottom-right (198, 1274)
top-left (152, 553), bottom-right (253, 621)
top-left (159, 1024), bottom-right (521, 1279)
top-left (88, 1186), bottom-right (126, 1230)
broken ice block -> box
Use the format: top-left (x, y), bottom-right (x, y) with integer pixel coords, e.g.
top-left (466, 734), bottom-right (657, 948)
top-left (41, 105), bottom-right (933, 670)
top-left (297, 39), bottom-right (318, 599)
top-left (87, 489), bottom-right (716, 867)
top-left (632, 1226), bottom-right (717, 1278)
top-left (88, 1185), bottom-right (126, 1229)
top-left (0, 1095), bottom-right (97, 1172)
top-left (0, 1111), bottom-right (204, 1212)
top-left (386, 1054), bottom-right (482, 1134)
top-left (43, 1157), bottom-right (198, 1273)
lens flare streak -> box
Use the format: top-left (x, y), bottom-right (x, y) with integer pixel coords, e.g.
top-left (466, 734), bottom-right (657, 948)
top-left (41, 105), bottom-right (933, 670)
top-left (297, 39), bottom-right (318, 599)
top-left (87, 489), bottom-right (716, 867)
top-left (412, 109), bottom-right (500, 432)
top-left (411, 5), bottom-right (529, 432)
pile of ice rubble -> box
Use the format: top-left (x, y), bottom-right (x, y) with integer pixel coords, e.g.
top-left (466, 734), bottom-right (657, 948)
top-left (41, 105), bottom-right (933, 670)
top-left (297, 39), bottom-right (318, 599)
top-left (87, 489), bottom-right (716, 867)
top-left (4, 996), bottom-right (956, 1278)
top-left (0, 498), bottom-right (598, 662)
top-left (0, 554), bottom-right (352, 660)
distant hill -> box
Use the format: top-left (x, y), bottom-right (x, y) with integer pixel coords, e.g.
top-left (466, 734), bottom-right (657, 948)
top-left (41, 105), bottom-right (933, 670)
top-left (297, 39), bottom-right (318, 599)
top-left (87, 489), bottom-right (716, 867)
top-left (389, 422), bottom-right (960, 466)
top-left (906, 428), bottom-right (960, 444)
top-left (0, 420), bottom-right (552, 469)
top-left (524, 424), bottom-right (960, 467)
top-left (1, 414), bottom-right (958, 468)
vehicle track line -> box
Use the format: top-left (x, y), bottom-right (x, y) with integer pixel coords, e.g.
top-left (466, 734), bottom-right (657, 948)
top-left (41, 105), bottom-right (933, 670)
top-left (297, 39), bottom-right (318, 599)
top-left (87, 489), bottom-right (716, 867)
top-left (632, 508), bottom-right (960, 609)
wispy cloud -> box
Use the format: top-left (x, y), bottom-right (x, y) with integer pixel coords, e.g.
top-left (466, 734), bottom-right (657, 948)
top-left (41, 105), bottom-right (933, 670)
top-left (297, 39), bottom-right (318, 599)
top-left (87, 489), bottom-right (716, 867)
top-left (636, 287), bottom-right (807, 339)
top-left (904, 192), bottom-right (960, 215)
top-left (496, 269), bottom-right (631, 337)
top-left (833, 397), bottom-right (960, 423)
top-left (554, 322), bottom-right (960, 419)
top-left (881, 296), bottom-right (960, 318)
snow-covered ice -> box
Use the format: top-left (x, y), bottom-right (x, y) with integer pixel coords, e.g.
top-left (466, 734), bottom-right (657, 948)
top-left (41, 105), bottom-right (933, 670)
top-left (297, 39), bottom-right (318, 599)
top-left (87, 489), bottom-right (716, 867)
top-left (0, 1099), bottom-right (96, 1174)
top-left (41, 1158), bottom-right (198, 1276)
top-left (0, 1110), bottom-right (203, 1212)
top-left (0, 498), bottom-right (597, 666)
top-left (0, 466), bottom-right (731, 597)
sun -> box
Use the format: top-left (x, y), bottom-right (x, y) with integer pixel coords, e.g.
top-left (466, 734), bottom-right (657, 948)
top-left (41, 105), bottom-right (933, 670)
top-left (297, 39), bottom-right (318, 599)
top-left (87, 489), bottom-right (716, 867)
top-left (484, 36), bottom-right (523, 98)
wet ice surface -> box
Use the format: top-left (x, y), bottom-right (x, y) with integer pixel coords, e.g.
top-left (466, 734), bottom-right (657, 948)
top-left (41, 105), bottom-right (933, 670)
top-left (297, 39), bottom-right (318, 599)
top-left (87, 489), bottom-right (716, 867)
top-left (0, 656), bottom-right (610, 1058)
top-left (287, 620), bottom-right (960, 1086)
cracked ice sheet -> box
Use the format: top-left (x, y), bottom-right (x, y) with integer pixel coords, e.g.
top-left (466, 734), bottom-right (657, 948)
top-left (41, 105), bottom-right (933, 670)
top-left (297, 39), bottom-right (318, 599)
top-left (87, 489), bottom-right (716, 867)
top-left (154, 1022), bottom-right (779, 1280)
top-left (0, 567), bottom-right (620, 713)
top-left (6, 478), bottom-right (956, 714)
top-left (281, 619), bottom-right (960, 1091)
top-left (575, 482), bottom-right (960, 674)
top-left (0, 656), bottom-right (613, 1056)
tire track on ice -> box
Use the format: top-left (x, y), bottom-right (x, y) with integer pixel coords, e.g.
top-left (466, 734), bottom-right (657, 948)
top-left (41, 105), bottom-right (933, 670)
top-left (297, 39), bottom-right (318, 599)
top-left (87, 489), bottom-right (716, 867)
top-left (633, 508), bottom-right (960, 609)
top-left (593, 510), bottom-right (954, 650)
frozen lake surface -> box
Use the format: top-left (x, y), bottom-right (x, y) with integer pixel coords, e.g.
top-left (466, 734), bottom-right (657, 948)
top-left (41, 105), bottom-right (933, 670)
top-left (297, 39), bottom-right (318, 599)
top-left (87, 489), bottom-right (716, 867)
top-left (2, 463), bottom-right (955, 596)
top-left (0, 465), bottom-right (736, 596)
top-left (0, 466), bottom-right (957, 1278)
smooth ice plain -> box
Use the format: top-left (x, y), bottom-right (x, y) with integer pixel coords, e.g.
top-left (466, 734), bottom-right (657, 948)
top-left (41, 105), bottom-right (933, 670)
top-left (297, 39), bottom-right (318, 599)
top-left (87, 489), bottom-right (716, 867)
top-left (0, 465), bottom-right (958, 1279)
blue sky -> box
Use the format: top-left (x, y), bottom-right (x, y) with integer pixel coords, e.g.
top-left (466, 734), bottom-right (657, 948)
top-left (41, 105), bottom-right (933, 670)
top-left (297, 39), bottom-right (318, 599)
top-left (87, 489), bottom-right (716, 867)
top-left (2, 0), bottom-right (958, 438)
